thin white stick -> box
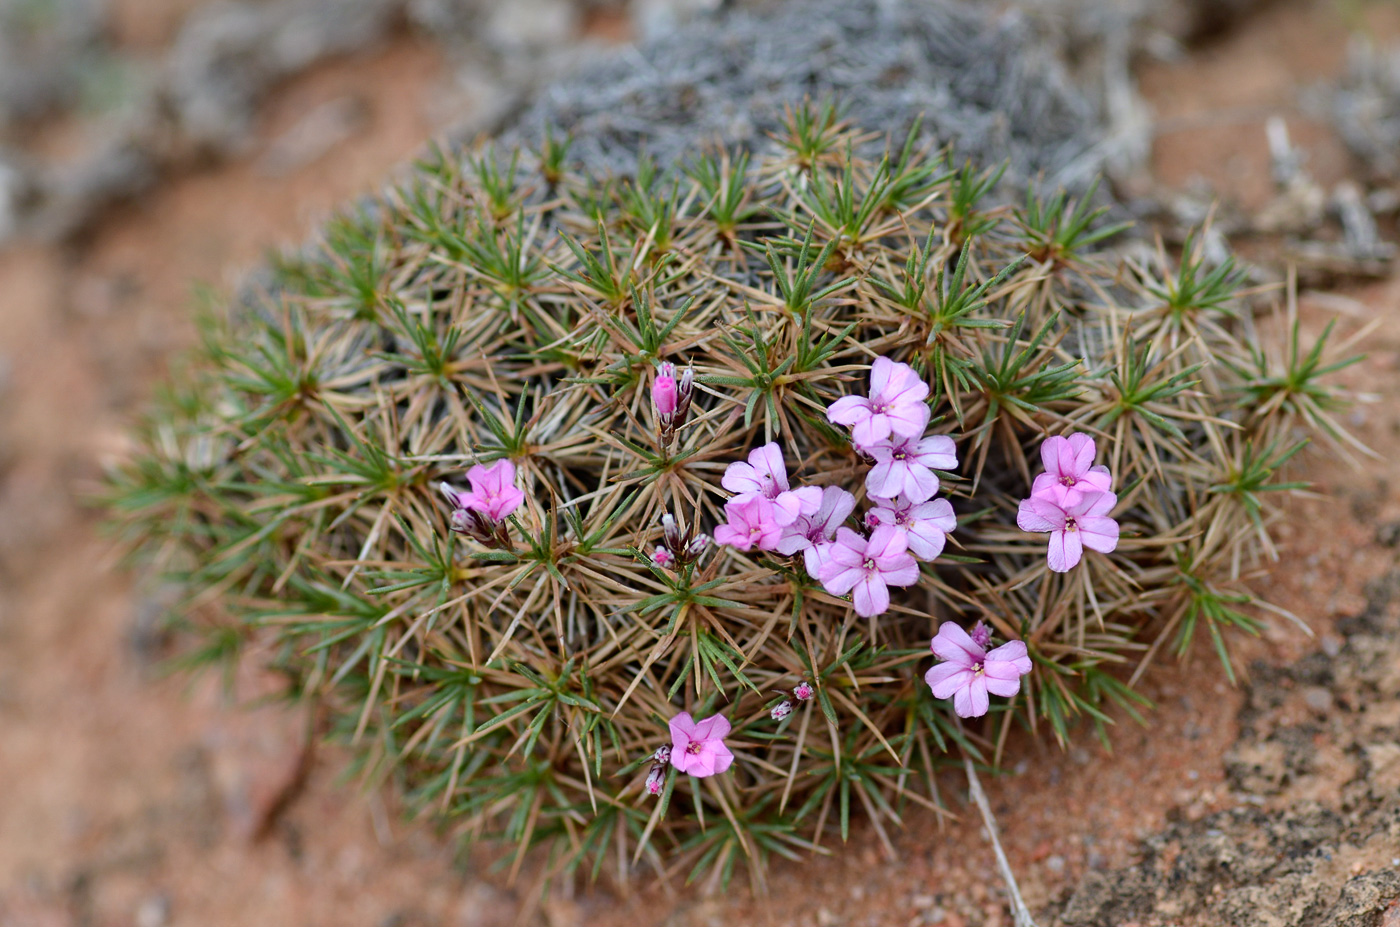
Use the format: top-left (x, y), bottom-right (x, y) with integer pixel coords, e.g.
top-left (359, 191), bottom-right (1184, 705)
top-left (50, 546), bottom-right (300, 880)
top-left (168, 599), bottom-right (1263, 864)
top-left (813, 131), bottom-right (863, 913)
top-left (963, 756), bottom-right (1039, 927)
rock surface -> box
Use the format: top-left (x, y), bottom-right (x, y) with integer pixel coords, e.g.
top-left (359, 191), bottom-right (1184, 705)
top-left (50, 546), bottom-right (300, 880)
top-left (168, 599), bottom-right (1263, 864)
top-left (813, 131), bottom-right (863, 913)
top-left (1052, 570), bottom-right (1400, 926)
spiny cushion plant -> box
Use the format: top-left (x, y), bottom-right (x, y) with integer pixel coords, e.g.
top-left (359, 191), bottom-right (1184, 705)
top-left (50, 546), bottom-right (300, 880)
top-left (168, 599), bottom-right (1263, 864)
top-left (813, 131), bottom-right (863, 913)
top-left (110, 103), bottom-right (1360, 890)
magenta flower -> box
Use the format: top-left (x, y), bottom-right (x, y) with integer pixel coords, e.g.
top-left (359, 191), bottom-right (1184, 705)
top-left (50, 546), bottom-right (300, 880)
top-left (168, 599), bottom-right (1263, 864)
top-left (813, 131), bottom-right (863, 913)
top-left (827, 357), bottom-right (931, 447)
top-left (668, 711), bottom-right (734, 777)
top-left (793, 681), bottom-right (814, 701)
top-left (1017, 488), bottom-right (1120, 572)
top-left (713, 495), bottom-right (786, 552)
top-left (864, 433), bottom-right (958, 502)
top-left (924, 621), bottom-right (1033, 718)
top-left (775, 485), bottom-right (857, 577)
top-left (722, 442), bottom-right (821, 524)
top-left (1032, 432), bottom-right (1112, 502)
top-left (651, 546), bottom-right (675, 569)
top-left (652, 362), bottom-right (679, 416)
top-left (451, 459), bottom-right (525, 521)
top-left (868, 495), bottom-right (957, 561)
top-left (817, 525), bottom-right (921, 618)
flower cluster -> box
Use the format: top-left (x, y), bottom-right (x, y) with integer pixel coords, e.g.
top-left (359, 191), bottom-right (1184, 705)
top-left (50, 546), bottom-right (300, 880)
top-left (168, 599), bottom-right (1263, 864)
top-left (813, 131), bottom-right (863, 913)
top-left (439, 459), bottom-right (523, 548)
top-left (1016, 433), bottom-right (1120, 572)
top-left (818, 358), bottom-right (958, 617)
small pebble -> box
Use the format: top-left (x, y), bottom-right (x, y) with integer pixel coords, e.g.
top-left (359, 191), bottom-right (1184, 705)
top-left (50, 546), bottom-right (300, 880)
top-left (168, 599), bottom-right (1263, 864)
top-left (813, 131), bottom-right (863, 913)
top-left (1045, 855), bottom-right (1065, 874)
top-left (1302, 687), bottom-right (1333, 713)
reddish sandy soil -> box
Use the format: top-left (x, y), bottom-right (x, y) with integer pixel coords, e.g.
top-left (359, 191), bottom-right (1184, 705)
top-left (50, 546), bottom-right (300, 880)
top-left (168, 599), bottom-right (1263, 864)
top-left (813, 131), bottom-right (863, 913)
top-left (1, 3), bottom-right (1398, 926)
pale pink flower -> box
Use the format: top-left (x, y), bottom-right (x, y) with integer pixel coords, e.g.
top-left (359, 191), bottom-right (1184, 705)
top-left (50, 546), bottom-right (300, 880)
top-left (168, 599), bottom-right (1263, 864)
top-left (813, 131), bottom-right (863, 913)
top-left (1031, 433), bottom-right (1112, 502)
top-left (651, 546), bottom-right (675, 568)
top-left (793, 681), bottom-right (814, 701)
top-left (770, 700), bottom-right (793, 721)
top-left (864, 434), bottom-right (958, 502)
top-left (868, 495), bottom-right (957, 561)
top-left (827, 357), bottom-right (931, 447)
top-left (924, 621), bottom-right (1033, 718)
top-left (818, 525), bottom-right (921, 618)
top-left (713, 495), bottom-right (786, 552)
top-left (668, 711), bottom-right (734, 777)
top-left (722, 442), bottom-right (821, 524)
top-left (653, 362), bottom-right (679, 416)
top-left (453, 459), bottom-right (525, 521)
top-left (1017, 488), bottom-right (1119, 572)
top-left (775, 485), bottom-right (857, 577)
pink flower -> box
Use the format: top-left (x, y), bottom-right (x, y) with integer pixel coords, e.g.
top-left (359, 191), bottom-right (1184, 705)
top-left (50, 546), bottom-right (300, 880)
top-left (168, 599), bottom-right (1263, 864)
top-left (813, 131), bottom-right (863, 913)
top-left (775, 485), bottom-right (857, 577)
top-left (827, 357), bottom-right (931, 447)
top-left (864, 434), bottom-right (958, 502)
top-left (651, 546), bottom-right (675, 568)
top-left (770, 700), bottom-right (793, 721)
top-left (924, 621), bottom-right (1033, 718)
top-left (969, 621), bottom-right (992, 650)
top-left (722, 442), bottom-right (821, 524)
top-left (868, 495), bottom-right (957, 561)
top-left (713, 495), bottom-right (786, 552)
top-left (817, 525), bottom-right (921, 618)
top-left (1031, 433), bottom-right (1111, 503)
top-left (453, 459), bottom-right (525, 521)
top-left (793, 681), bottom-right (814, 701)
top-left (668, 711), bottom-right (734, 777)
top-left (1016, 488), bottom-right (1119, 572)
top-left (652, 362), bottom-right (679, 416)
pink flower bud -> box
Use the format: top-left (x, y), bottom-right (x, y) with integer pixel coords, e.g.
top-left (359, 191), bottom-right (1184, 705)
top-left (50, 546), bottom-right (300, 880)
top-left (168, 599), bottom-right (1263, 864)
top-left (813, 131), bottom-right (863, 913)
top-left (645, 764), bottom-right (666, 796)
top-left (651, 546), bottom-right (675, 568)
top-left (652, 363), bottom-right (679, 417)
top-left (770, 699), bottom-right (793, 721)
top-left (683, 533), bottom-right (710, 561)
top-left (661, 512), bottom-right (684, 553)
top-left (970, 621), bottom-right (992, 649)
top-left (793, 681), bottom-right (814, 701)
top-left (653, 744), bottom-right (672, 765)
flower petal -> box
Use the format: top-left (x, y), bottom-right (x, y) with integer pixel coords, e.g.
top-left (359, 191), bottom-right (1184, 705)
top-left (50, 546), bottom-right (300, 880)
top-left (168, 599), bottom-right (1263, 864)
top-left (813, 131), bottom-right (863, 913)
top-left (1046, 528), bottom-right (1083, 572)
top-left (1017, 496), bottom-right (1064, 533)
top-left (826, 394), bottom-right (869, 427)
top-left (1078, 516), bottom-right (1120, 553)
top-left (820, 564), bottom-right (863, 596)
top-left (930, 622), bottom-right (983, 664)
top-left (852, 575), bottom-right (889, 617)
top-left (924, 662), bottom-right (971, 699)
top-left (984, 640), bottom-right (1032, 676)
top-left (691, 713), bottom-right (731, 742)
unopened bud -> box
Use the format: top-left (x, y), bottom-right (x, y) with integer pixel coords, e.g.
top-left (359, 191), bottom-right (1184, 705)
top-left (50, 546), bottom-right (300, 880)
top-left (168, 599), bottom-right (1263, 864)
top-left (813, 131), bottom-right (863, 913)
top-left (970, 621), bottom-right (992, 650)
top-left (652, 363), bottom-right (679, 417)
top-left (651, 546), bottom-right (675, 569)
top-left (793, 681), bottom-right (814, 702)
top-left (653, 744), bottom-right (672, 765)
top-left (645, 764), bottom-right (667, 796)
top-left (771, 699), bottom-right (793, 721)
top-left (676, 366), bottom-right (694, 418)
top-left (865, 511), bottom-right (882, 529)
top-left (683, 533), bottom-right (710, 562)
top-left (661, 512), bottom-right (685, 554)
top-left (439, 481), bottom-right (463, 507)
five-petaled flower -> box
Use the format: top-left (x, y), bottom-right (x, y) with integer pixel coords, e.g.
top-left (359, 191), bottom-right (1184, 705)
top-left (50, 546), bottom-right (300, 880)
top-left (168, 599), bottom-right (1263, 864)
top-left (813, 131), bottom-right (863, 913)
top-left (775, 485), bottom-right (857, 577)
top-left (714, 495), bottom-right (786, 552)
top-left (1017, 486), bottom-right (1120, 572)
top-left (924, 621), bottom-right (1033, 718)
top-left (668, 711), bottom-right (734, 777)
top-left (864, 433), bottom-right (957, 502)
top-left (1032, 433), bottom-right (1112, 504)
top-left (827, 357), bottom-right (931, 448)
top-left (818, 525), bottom-right (920, 618)
top-left (722, 442), bottom-right (821, 524)
top-left (868, 495), bottom-right (957, 561)
top-left (451, 459), bottom-right (525, 522)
